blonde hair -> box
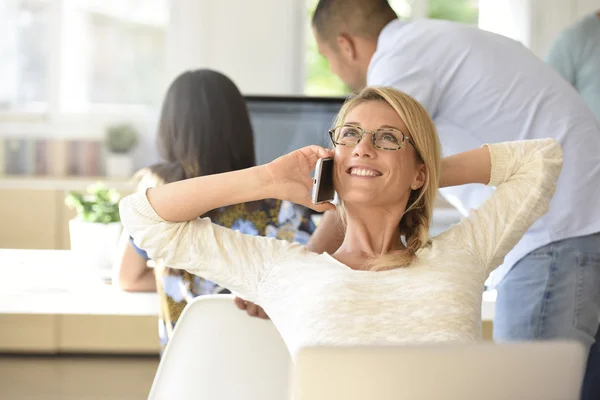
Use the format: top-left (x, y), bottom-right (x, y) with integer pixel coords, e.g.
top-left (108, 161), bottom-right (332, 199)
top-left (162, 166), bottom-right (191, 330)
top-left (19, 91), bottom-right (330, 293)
top-left (334, 87), bottom-right (442, 270)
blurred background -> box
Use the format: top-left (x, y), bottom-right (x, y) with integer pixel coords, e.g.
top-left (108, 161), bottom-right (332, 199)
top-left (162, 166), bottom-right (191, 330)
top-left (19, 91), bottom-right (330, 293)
top-left (0, 0), bottom-right (592, 175)
top-left (0, 1), bottom-right (596, 399)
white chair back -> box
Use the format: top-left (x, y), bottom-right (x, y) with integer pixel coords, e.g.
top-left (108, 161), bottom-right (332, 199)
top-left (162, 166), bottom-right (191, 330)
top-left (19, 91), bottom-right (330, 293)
top-left (148, 294), bottom-right (292, 400)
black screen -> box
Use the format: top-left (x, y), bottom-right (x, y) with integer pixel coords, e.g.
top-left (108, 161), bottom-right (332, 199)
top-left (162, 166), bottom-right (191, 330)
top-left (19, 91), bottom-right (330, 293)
top-left (245, 96), bottom-right (345, 165)
top-left (317, 158), bottom-right (335, 203)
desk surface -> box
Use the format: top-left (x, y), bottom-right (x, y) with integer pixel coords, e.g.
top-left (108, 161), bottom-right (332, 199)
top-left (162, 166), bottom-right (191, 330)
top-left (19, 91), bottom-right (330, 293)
top-left (0, 249), bottom-right (497, 321)
top-left (1, 249), bottom-right (158, 316)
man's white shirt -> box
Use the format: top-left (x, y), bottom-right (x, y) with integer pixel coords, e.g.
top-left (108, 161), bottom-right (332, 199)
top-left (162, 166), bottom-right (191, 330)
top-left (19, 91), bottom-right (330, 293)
top-left (368, 19), bottom-right (600, 287)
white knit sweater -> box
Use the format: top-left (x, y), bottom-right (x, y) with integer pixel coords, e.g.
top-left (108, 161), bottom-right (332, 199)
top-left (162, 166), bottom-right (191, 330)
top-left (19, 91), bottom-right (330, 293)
top-left (119, 139), bottom-right (563, 357)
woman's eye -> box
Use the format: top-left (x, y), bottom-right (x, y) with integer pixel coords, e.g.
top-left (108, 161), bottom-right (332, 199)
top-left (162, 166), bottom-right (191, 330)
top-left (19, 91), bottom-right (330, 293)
top-left (342, 129), bottom-right (360, 137)
top-left (381, 132), bottom-right (399, 142)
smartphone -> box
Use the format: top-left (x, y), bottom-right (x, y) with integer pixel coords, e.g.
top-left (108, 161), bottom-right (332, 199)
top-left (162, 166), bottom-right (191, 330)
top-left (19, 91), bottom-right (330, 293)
top-left (312, 157), bottom-right (335, 204)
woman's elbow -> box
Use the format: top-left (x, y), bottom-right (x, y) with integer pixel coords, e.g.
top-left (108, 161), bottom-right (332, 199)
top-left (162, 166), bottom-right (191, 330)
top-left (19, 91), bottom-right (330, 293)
top-left (541, 139), bottom-right (564, 165)
top-left (112, 242), bottom-right (157, 292)
top-left (115, 268), bottom-right (156, 292)
top-left (533, 139), bottom-right (563, 184)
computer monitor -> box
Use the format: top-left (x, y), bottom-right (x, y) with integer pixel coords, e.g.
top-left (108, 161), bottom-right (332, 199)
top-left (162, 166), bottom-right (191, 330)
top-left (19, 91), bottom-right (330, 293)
top-left (245, 96), bottom-right (346, 165)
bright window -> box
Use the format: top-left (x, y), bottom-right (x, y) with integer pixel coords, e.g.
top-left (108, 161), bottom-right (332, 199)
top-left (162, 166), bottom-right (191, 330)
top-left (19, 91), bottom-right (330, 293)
top-left (0, 0), bottom-right (168, 116)
top-left (60, 0), bottom-right (167, 112)
top-left (428, 0), bottom-right (478, 24)
top-left (304, 0), bottom-right (348, 96)
top-left (0, 0), bottom-right (51, 112)
top-left (88, 12), bottom-right (166, 105)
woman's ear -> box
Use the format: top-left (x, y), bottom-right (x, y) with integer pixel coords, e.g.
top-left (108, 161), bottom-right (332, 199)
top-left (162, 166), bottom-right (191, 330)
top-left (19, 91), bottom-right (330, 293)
top-left (412, 164), bottom-right (427, 190)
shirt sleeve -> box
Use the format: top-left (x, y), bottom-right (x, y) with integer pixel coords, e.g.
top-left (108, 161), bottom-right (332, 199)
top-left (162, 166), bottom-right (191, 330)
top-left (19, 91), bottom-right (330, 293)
top-left (128, 236), bottom-right (149, 260)
top-left (367, 52), bottom-right (441, 117)
top-left (546, 31), bottom-right (576, 86)
top-left (439, 139), bottom-right (563, 275)
top-left (118, 193), bottom-right (306, 302)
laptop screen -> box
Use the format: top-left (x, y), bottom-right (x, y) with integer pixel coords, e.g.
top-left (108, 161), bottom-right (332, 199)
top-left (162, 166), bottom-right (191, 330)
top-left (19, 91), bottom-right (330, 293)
top-left (245, 96), bottom-right (346, 165)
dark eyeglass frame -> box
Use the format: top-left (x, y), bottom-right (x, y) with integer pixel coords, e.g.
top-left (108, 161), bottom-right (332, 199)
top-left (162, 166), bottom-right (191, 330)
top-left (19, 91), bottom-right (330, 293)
top-left (328, 124), bottom-right (422, 159)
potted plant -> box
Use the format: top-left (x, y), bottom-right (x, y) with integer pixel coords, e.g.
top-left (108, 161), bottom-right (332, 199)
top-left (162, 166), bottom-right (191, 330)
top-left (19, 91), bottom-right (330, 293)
top-left (105, 123), bottom-right (139, 178)
top-left (65, 183), bottom-right (123, 282)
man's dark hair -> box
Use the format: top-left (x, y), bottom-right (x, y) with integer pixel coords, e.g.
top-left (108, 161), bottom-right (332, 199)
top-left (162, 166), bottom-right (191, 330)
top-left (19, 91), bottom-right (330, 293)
top-left (312, 0), bottom-right (397, 44)
top-left (148, 69), bottom-right (256, 184)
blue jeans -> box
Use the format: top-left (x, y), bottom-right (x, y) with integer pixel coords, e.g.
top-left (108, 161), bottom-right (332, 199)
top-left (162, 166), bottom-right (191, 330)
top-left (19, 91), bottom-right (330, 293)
top-left (494, 233), bottom-right (600, 400)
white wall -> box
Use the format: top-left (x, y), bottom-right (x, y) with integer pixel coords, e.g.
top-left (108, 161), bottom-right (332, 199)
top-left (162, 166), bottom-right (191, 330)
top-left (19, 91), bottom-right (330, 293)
top-left (530, 0), bottom-right (598, 57)
top-left (479, 0), bottom-right (532, 48)
top-left (166, 0), bottom-right (306, 95)
top-left (480, 0), bottom-right (598, 58)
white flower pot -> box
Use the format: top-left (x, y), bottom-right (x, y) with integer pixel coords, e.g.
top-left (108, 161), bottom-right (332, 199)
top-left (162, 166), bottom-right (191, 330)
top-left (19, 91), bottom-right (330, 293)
top-left (69, 219), bottom-right (122, 282)
top-left (105, 153), bottom-right (134, 178)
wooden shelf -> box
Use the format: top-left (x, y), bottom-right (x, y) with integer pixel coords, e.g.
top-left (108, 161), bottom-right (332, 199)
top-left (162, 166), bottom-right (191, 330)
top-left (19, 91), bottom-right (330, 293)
top-left (0, 180), bottom-right (135, 250)
top-left (0, 176), bottom-right (135, 191)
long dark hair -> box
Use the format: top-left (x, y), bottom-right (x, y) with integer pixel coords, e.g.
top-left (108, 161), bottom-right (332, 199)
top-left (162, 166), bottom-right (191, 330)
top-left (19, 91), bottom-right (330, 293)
top-left (143, 69), bottom-right (256, 184)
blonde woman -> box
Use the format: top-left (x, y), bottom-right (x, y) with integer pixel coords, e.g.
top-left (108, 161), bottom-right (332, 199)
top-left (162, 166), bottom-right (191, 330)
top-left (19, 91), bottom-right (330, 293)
top-left (119, 87), bottom-right (563, 356)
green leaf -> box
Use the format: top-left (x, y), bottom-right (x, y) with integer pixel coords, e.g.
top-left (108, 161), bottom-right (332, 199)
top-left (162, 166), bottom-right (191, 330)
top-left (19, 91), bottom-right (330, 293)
top-left (65, 183), bottom-right (122, 224)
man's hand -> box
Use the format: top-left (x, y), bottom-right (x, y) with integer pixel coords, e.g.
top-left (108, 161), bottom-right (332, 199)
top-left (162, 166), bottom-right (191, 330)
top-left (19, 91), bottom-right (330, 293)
top-left (234, 297), bottom-right (270, 319)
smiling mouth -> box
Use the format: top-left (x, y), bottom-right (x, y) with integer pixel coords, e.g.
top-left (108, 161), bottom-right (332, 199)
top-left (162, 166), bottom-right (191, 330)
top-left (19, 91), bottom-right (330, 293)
top-left (347, 167), bottom-right (382, 177)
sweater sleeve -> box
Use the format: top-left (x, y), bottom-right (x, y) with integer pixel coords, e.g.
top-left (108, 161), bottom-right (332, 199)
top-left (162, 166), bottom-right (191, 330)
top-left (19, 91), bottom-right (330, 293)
top-left (440, 139), bottom-right (563, 275)
top-left (118, 192), bottom-right (305, 302)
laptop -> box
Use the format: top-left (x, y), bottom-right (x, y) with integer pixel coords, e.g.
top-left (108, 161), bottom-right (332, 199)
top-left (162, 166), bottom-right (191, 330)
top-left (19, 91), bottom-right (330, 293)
top-left (290, 341), bottom-right (586, 400)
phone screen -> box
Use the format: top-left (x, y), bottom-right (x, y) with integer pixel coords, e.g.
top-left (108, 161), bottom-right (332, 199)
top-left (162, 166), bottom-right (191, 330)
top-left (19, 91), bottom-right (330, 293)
top-left (316, 158), bottom-right (335, 203)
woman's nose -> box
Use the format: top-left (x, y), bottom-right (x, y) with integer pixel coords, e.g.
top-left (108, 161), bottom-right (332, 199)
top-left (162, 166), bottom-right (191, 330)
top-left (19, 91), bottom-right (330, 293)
top-left (352, 133), bottom-right (376, 158)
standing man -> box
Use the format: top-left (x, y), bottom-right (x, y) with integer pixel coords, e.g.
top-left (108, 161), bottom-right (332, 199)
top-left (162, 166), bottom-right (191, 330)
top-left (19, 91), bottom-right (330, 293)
top-left (547, 10), bottom-right (600, 121)
top-left (309, 1), bottom-right (600, 398)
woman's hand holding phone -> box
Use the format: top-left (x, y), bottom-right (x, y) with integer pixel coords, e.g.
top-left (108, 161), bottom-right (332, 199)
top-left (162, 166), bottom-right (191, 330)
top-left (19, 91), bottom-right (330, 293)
top-left (261, 146), bottom-right (336, 213)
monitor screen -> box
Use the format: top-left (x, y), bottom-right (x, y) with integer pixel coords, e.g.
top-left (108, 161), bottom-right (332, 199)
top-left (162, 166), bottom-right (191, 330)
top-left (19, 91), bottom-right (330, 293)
top-left (245, 96), bottom-right (346, 165)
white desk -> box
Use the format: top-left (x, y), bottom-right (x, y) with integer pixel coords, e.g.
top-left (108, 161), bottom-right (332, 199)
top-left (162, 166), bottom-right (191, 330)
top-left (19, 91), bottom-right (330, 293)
top-left (0, 249), bottom-right (496, 320)
top-left (0, 249), bottom-right (160, 354)
top-left (0, 249), bottom-right (497, 354)
top-left (0, 249), bottom-right (158, 315)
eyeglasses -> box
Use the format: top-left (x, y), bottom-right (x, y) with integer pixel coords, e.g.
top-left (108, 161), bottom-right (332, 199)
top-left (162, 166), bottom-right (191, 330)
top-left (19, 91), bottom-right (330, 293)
top-left (329, 124), bottom-right (421, 156)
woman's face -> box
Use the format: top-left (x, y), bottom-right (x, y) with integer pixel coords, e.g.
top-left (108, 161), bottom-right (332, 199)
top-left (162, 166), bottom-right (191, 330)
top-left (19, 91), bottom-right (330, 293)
top-left (333, 100), bottom-right (426, 209)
